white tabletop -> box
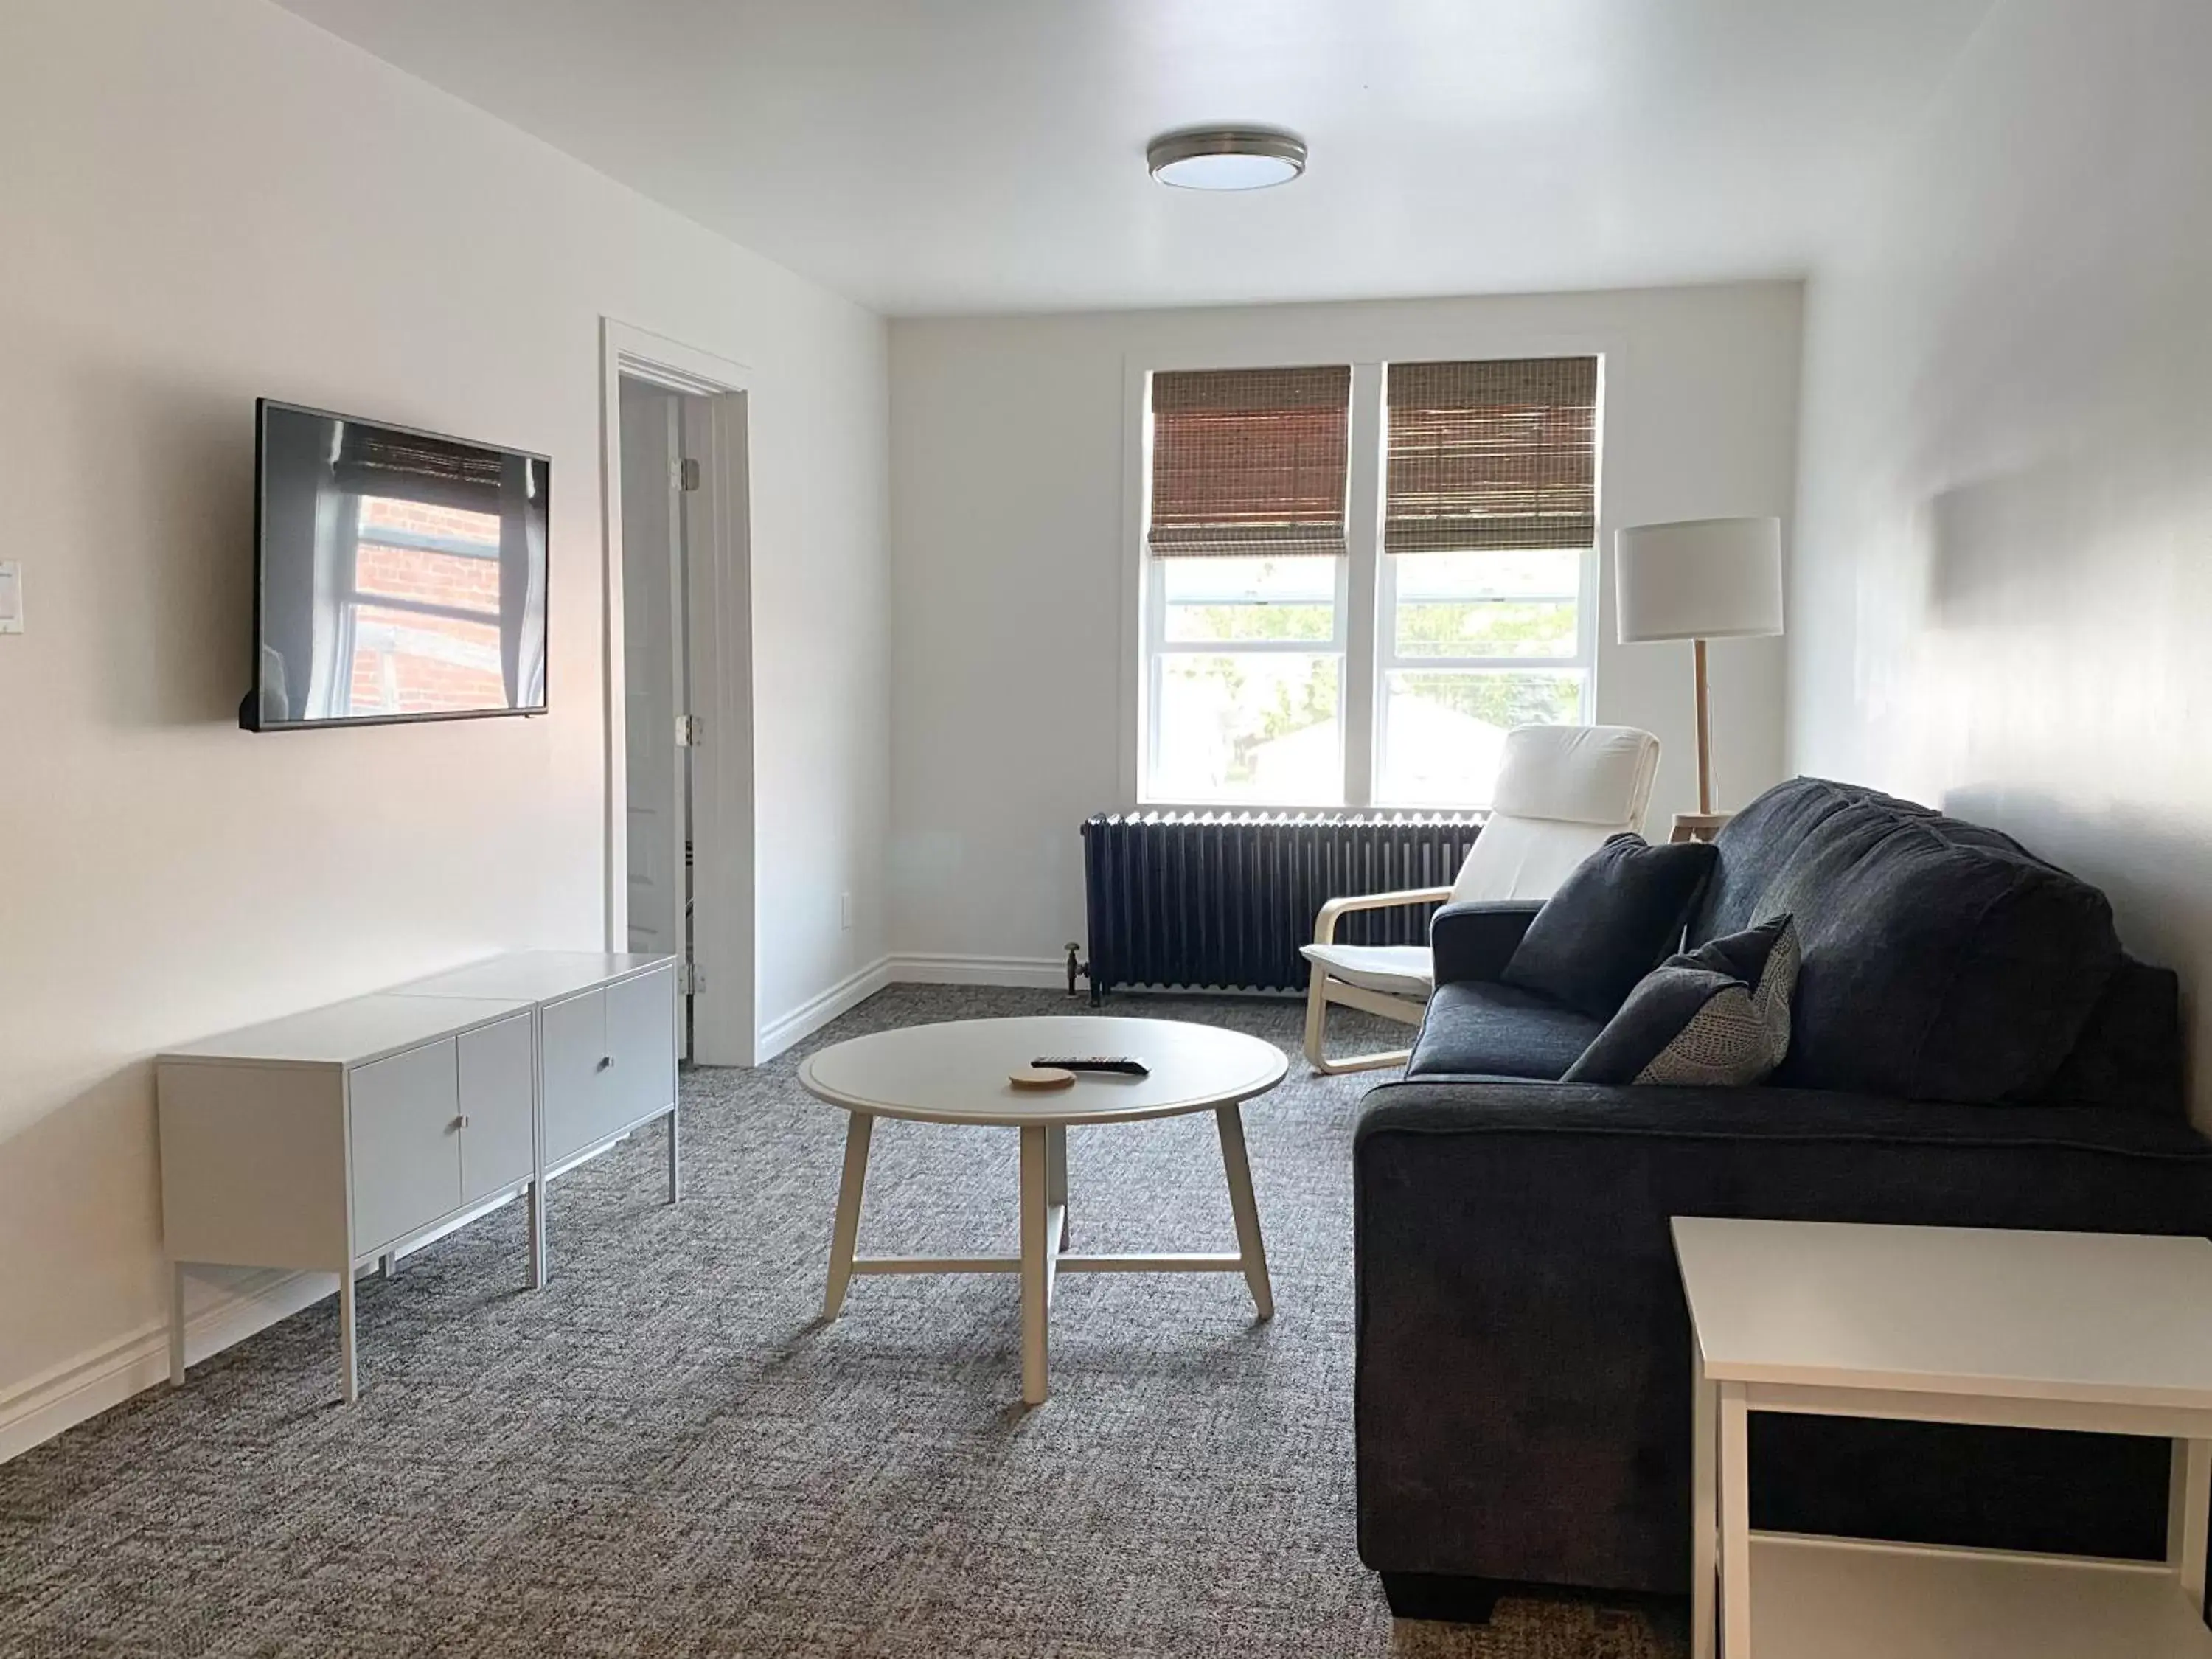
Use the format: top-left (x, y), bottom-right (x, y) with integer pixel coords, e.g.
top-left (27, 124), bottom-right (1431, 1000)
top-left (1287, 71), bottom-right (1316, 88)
top-left (1673, 1217), bottom-right (2212, 1411)
top-left (159, 993), bottom-right (532, 1068)
top-left (395, 950), bottom-right (673, 1001)
top-left (798, 1015), bottom-right (1289, 1126)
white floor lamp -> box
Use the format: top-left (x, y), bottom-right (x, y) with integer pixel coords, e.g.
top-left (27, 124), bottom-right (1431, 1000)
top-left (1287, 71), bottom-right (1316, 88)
top-left (1614, 516), bottom-right (1784, 841)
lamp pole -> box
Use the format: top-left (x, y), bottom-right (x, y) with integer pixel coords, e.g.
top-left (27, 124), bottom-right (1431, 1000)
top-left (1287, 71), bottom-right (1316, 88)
top-left (1693, 636), bottom-right (1713, 815)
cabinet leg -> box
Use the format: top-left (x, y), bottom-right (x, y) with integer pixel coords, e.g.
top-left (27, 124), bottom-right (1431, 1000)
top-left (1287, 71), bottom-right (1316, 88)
top-left (1719, 1383), bottom-right (1750, 1658)
top-left (378, 1251), bottom-right (397, 1279)
top-left (338, 1267), bottom-right (360, 1405)
top-left (528, 1178), bottom-right (546, 1290)
top-left (2170, 1438), bottom-right (2211, 1613)
top-left (667, 1106), bottom-right (681, 1204)
top-left (168, 1264), bottom-right (188, 1387)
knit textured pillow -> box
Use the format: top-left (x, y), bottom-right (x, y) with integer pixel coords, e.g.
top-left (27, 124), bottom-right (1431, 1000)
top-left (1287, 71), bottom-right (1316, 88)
top-left (1562, 915), bottom-right (1801, 1087)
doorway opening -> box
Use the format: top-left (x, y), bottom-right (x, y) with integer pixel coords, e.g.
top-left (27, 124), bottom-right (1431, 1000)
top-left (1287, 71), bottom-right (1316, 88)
top-left (619, 378), bottom-right (704, 1054)
top-left (601, 321), bottom-right (756, 1067)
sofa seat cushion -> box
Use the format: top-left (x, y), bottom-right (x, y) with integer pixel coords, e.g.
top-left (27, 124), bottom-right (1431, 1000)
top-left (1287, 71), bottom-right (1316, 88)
top-left (1301, 942), bottom-right (1433, 997)
top-left (1407, 980), bottom-right (1607, 1081)
top-left (1694, 778), bottom-right (2124, 1104)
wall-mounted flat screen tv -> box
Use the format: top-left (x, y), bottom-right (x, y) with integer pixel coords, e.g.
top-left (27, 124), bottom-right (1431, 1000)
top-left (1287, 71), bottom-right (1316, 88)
top-left (243, 400), bottom-right (549, 731)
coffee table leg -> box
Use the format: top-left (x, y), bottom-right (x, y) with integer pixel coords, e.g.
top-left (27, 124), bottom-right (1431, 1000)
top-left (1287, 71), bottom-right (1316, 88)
top-left (1020, 1124), bottom-right (1052, 1405)
top-left (1215, 1105), bottom-right (1273, 1321)
top-left (2169, 1438), bottom-right (2211, 1613)
top-left (823, 1112), bottom-right (874, 1320)
top-left (1046, 1124), bottom-right (1070, 1248)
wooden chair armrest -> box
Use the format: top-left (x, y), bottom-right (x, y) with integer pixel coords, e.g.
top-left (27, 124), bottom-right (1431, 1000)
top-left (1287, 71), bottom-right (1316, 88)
top-left (1313, 886), bottom-right (1454, 945)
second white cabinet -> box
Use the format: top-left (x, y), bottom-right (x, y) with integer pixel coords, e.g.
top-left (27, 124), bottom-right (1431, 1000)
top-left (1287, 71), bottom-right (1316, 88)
top-left (399, 951), bottom-right (681, 1225)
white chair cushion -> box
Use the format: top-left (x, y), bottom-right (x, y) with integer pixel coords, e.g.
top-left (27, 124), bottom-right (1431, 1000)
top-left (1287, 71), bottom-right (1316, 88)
top-left (1299, 942), bottom-right (1434, 998)
top-left (1450, 815), bottom-right (1622, 903)
top-left (1450, 723), bottom-right (1663, 903)
top-left (1491, 725), bottom-right (1661, 825)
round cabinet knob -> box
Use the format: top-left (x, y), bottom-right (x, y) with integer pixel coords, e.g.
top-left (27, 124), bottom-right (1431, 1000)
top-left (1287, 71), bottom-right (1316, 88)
top-left (450, 1115), bottom-right (470, 1132)
top-left (597, 1055), bottom-right (613, 1071)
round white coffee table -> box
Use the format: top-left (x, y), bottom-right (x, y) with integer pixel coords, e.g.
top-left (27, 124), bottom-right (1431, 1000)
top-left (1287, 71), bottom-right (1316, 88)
top-left (798, 1015), bottom-right (1288, 1405)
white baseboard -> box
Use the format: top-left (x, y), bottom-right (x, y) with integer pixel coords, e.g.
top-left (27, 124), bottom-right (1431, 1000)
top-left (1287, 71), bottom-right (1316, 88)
top-left (756, 956), bottom-right (894, 1062)
top-left (0, 1266), bottom-right (332, 1464)
top-left (886, 953), bottom-right (1068, 990)
top-left (0, 1169), bottom-right (624, 1466)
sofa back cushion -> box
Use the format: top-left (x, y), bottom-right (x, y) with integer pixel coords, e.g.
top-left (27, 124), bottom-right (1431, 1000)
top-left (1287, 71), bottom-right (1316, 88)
top-left (1500, 833), bottom-right (1717, 1019)
top-left (1694, 778), bottom-right (2122, 1103)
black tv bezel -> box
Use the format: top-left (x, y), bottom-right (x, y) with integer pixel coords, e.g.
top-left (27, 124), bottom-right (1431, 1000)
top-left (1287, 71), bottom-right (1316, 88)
top-left (242, 397), bottom-right (552, 733)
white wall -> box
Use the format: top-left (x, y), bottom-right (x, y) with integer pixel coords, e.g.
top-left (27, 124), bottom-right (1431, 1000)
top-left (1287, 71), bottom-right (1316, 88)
top-left (1790, 0), bottom-right (2212, 1124)
top-left (888, 284), bottom-right (1802, 976)
top-left (0, 0), bottom-right (888, 1430)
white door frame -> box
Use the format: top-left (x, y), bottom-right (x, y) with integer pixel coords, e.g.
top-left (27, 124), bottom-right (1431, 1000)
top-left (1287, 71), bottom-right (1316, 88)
top-left (599, 318), bottom-right (757, 1065)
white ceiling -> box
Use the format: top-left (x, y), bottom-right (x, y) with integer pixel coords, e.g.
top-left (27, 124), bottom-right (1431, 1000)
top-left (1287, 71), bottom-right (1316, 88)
top-left (273, 0), bottom-right (1995, 317)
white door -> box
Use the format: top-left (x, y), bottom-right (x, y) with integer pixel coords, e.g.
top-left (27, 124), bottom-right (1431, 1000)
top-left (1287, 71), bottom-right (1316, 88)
top-left (620, 378), bottom-right (692, 1057)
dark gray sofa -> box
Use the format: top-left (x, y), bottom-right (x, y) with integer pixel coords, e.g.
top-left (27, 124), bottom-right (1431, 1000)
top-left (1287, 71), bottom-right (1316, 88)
top-left (1354, 776), bottom-right (2212, 1612)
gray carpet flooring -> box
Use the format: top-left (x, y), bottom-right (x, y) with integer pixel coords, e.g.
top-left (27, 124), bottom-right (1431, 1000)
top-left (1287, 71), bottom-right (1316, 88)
top-left (0, 987), bottom-right (1678, 1658)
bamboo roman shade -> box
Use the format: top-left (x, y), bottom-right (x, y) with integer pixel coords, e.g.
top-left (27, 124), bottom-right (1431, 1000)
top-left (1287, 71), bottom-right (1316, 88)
top-left (1383, 357), bottom-right (1599, 553)
top-left (334, 422), bottom-right (507, 512)
top-left (1147, 365), bottom-right (1352, 557)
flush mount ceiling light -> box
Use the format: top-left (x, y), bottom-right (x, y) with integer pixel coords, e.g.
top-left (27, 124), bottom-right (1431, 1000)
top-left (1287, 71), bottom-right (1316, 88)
top-left (1147, 126), bottom-right (1307, 191)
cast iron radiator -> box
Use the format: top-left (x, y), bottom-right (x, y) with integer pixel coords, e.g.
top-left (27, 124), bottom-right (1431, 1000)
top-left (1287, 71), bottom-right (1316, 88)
top-left (1077, 813), bottom-right (1483, 1001)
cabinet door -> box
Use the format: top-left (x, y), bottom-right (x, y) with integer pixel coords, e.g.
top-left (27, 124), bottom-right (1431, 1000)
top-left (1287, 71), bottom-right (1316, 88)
top-left (457, 1012), bottom-right (535, 1203)
top-left (539, 987), bottom-right (608, 1167)
top-left (605, 965), bottom-right (676, 1128)
top-left (348, 1040), bottom-right (463, 1253)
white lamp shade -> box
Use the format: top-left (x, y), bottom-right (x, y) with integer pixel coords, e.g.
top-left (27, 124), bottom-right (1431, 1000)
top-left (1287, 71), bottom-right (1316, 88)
top-left (1614, 516), bottom-right (1784, 643)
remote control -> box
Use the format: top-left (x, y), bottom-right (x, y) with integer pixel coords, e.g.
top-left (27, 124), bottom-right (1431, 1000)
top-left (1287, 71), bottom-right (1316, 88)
top-left (1031, 1055), bottom-right (1150, 1077)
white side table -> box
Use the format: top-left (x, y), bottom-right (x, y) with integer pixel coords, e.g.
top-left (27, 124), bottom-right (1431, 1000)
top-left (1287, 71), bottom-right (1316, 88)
top-left (1673, 1217), bottom-right (2212, 1659)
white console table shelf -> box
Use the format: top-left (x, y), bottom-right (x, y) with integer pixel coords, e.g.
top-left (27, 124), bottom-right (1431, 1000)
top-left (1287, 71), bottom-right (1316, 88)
top-left (1674, 1217), bottom-right (2212, 1659)
top-left (159, 952), bottom-right (677, 1403)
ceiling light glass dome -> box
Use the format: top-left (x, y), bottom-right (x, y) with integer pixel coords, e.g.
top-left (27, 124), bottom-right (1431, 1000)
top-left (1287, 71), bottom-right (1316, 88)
top-left (1147, 128), bottom-right (1307, 191)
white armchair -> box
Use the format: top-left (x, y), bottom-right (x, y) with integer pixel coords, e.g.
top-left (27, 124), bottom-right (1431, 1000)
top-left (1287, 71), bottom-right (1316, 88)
top-left (1298, 724), bottom-right (1662, 1074)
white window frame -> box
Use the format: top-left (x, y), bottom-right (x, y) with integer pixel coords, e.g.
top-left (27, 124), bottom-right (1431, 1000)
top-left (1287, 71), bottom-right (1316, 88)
top-left (1141, 549), bottom-right (1352, 808)
top-left (1124, 354), bottom-right (1603, 812)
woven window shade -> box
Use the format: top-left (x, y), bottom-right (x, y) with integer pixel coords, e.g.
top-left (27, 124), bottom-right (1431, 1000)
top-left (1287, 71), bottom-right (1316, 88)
top-left (1383, 358), bottom-right (1598, 553)
top-left (333, 423), bottom-right (508, 512)
top-left (1148, 365), bottom-right (1351, 557)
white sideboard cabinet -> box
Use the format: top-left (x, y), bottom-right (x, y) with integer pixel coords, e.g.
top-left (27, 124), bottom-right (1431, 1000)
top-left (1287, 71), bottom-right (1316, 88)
top-left (159, 952), bottom-right (678, 1402)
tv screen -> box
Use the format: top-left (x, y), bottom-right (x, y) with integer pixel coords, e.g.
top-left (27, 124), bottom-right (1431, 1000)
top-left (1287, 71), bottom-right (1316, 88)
top-left (244, 400), bottom-right (549, 730)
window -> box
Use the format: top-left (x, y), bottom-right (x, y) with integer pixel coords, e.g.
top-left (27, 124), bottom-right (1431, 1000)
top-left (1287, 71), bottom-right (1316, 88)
top-left (344, 497), bottom-right (508, 717)
top-left (1138, 355), bottom-right (1599, 807)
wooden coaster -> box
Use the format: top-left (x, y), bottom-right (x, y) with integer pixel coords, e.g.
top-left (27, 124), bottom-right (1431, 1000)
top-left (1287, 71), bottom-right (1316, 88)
top-left (1008, 1065), bottom-right (1077, 1091)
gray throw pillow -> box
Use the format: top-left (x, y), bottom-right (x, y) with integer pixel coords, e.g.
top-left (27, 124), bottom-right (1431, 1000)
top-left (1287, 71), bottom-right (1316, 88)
top-left (1562, 915), bottom-right (1801, 1086)
top-left (1500, 833), bottom-right (1719, 1019)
